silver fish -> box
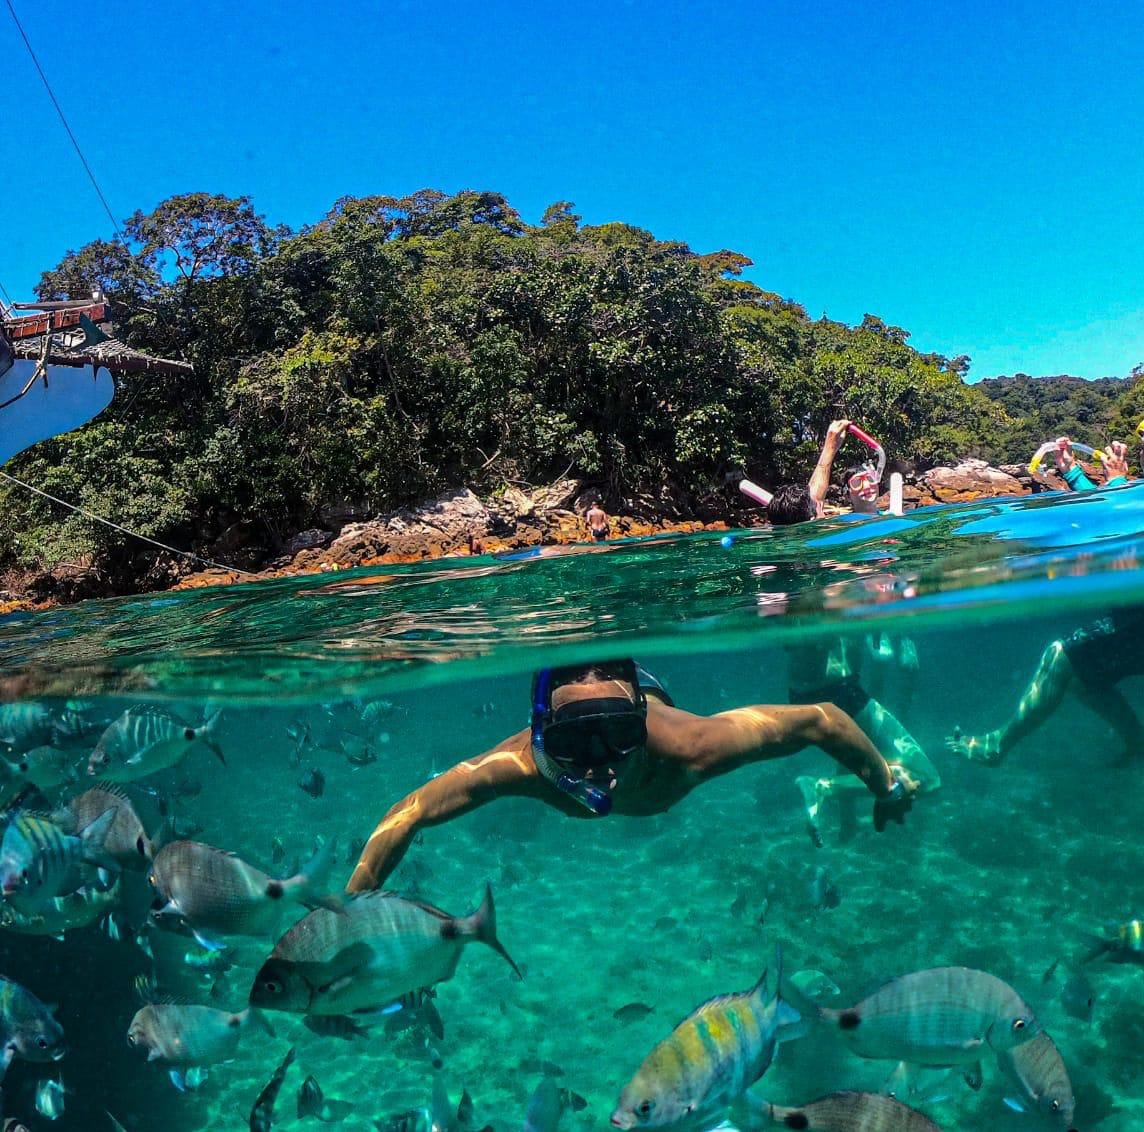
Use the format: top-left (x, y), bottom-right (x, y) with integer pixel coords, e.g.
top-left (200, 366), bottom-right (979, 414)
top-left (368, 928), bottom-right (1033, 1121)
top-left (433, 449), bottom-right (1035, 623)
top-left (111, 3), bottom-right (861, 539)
top-left (55, 785), bottom-right (153, 869)
top-left (997, 1030), bottom-right (1076, 1129)
top-left (149, 839), bottom-right (338, 942)
top-left (127, 1002), bottom-right (265, 1071)
top-left (524, 1078), bottom-right (585, 1132)
top-left (34, 1077), bottom-right (66, 1120)
top-left (0, 702), bottom-right (55, 755)
top-left (820, 966), bottom-right (1040, 1066)
top-left (759, 1090), bottom-right (942, 1130)
top-left (610, 951), bottom-right (801, 1131)
top-left (0, 976), bottom-right (66, 1082)
top-left (250, 883), bottom-right (519, 1016)
top-left (250, 1045), bottom-right (295, 1132)
top-left (0, 809), bottom-right (117, 906)
top-left (89, 706), bottom-right (224, 781)
top-left (1059, 968), bottom-right (1095, 1023)
top-left (810, 866), bottom-right (840, 911)
top-left (296, 1071), bottom-right (355, 1122)
top-left (8, 745), bottom-right (82, 792)
top-left (0, 878), bottom-right (121, 937)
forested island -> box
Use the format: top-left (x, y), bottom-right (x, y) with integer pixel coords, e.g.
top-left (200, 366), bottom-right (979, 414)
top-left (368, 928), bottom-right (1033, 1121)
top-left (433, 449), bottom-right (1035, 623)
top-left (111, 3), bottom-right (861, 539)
top-left (4, 189), bottom-right (1143, 601)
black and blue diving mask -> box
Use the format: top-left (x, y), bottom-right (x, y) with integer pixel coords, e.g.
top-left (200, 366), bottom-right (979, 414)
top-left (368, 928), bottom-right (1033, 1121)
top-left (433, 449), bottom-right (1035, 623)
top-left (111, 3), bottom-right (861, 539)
top-left (530, 660), bottom-right (648, 815)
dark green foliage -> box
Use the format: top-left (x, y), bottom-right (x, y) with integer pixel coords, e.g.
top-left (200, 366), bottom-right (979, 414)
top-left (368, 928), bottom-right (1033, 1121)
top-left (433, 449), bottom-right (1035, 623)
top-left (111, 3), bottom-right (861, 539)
top-left (4, 187), bottom-right (1135, 585)
top-left (977, 372), bottom-right (1135, 459)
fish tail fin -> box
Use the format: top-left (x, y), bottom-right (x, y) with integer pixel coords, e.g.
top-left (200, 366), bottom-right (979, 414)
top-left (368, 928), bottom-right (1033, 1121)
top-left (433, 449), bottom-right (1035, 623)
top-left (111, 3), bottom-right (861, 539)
top-left (284, 836), bottom-right (346, 914)
top-left (467, 882), bottom-right (523, 981)
top-left (199, 710), bottom-right (226, 765)
top-left (247, 1006), bottom-right (277, 1038)
top-left (1080, 934), bottom-right (1111, 964)
top-left (78, 807), bottom-right (121, 874)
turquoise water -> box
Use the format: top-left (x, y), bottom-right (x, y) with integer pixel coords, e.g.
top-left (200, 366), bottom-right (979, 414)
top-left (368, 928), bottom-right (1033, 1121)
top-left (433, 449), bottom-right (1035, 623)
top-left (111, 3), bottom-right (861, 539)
top-left (2, 484), bottom-right (1144, 1130)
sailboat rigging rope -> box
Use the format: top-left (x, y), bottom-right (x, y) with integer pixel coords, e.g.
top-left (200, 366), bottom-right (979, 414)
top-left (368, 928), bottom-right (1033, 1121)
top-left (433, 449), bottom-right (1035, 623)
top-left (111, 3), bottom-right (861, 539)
top-left (0, 470), bottom-right (256, 577)
top-left (4, 0), bottom-right (121, 237)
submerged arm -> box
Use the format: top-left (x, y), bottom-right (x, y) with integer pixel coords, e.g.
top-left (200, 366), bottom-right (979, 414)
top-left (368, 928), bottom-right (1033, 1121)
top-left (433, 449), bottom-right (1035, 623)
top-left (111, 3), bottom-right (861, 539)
top-left (346, 731), bottom-right (539, 893)
top-left (682, 702), bottom-right (899, 794)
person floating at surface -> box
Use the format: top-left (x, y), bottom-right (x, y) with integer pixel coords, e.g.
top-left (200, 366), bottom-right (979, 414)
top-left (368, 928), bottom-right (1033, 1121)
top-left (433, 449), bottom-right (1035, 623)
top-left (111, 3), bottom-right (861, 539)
top-left (346, 659), bottom-right (917, 892)
top-left (766, 419), bottom-right (888, 524)
top-left (1054, 436), bottom-right (1131, 491)
top-left (585, 499), bottom-right (610, 541)
top-left (945, 607), bottom-right (1144, 766)
top-left (763, 423), bottom-right (934, 842)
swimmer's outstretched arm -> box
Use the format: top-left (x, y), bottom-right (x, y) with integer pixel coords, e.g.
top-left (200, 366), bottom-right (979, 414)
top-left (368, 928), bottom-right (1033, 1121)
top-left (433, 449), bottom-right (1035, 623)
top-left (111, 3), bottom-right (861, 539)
top-left (346, 729), bottom-right (542, 893)
top-left (649, 700), bottom-right (911, 802)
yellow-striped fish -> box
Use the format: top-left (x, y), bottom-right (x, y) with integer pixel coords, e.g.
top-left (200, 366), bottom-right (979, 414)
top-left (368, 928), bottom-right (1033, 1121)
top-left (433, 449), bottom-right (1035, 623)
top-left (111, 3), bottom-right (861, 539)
top-left (0, 810), bottom-right (117, 909)
top-left (1084, 918), bottom-right (1144, 965)
top-left (610, 950), bottom-right (800, 1131)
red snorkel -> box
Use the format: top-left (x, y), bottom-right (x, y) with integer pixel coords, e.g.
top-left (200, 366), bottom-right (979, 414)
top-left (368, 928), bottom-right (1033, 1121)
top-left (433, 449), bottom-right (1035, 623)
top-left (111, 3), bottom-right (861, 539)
top-left (847, 423), bottom-right (886, 486)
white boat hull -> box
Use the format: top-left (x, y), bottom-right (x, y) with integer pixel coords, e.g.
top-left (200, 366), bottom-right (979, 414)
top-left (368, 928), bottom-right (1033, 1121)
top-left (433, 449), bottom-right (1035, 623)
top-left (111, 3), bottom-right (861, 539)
top-left (0, 358), bottom-right (114, 466)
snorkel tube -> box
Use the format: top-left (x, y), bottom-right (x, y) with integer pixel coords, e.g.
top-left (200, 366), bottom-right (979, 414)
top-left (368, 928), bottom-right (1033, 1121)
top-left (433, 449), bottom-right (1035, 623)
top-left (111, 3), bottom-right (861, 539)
top-left (1028, 440), bottom-right (1105, 477)
top-left (530, 668), bottom-right (613, 816)
top-left (847, 423), bottom-right (887, 486)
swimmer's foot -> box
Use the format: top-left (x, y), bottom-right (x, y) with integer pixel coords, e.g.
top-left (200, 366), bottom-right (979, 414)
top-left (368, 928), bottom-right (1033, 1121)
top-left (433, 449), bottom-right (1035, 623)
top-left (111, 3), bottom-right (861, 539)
top-left (944, 727), bottom-right (1005, 766)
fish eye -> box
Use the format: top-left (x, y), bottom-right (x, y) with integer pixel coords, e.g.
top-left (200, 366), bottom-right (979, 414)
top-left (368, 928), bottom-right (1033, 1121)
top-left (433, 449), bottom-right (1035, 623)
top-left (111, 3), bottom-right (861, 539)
top-left (184, 728), bottom-right (195, 740)
top-left (1012, 1018), bottom-right (1026, 1031)
top-left (36, 1038), bottom-right (48, 1049)
top-left (126, 1033), bottom-right (136, 1046)
top-left (147, 873), bottom-right (156, 886)
top-left (263, 979), bottom-right (283, 996)
top-left (1050, 1101), bottom-right (1060, 1111)
top-left (637, 1101), bottom-right (653, 1118)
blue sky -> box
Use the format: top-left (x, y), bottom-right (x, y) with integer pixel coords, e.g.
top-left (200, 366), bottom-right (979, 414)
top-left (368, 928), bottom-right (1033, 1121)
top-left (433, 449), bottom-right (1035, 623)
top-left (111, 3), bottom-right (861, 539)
top-left (4, 0), bottom-right (1144, 381)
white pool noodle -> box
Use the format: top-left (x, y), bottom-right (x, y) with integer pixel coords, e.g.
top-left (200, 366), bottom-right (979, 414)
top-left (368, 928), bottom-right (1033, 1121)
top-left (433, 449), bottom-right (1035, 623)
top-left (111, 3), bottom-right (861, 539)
top-left (889, 472), bottom-right (904, 516)
top-left (739, 479), bottom-right (773, 507)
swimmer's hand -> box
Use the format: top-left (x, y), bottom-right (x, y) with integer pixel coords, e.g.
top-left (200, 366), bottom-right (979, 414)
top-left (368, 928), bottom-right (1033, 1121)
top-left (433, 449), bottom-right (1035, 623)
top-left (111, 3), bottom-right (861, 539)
top-left (944, 726), bottom-right (1004, 765)
top-left (1100, 440), bottom-right (1130, 481)
top-left (872, 765), bottom-right (916, 832)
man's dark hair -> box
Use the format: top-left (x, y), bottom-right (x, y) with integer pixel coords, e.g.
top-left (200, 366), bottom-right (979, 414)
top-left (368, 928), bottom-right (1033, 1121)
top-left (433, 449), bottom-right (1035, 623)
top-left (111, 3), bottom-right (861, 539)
top-left (767, 483), bottom-right (817, 526)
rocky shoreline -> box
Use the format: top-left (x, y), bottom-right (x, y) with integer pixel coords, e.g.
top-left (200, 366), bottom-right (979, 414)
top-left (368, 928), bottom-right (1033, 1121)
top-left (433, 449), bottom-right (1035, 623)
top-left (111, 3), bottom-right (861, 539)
top-left (0, 459), bottom-right (1068, 613)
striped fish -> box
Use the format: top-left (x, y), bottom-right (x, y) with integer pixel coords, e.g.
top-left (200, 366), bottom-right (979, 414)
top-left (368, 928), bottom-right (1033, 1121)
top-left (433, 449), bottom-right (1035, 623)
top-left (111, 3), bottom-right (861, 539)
top-left (997, 1030), bottom-right (1076, 1129)
top-left (0, 702), bottom-right (55, 755)
top-left (55, 785), bottom-right (154, 869)
top-left (0, 878), bottom-right (121, 937)
top-left (0, 810), bottom-right (117, 908)
top-left (758, 1091), bottom-right (942, 1130)
top-left (148, 838), bottom-right (338, 940)
top-left (249, 884), bottom-right (520, 1016)
top-left (88, 706), bottom-right (224, 782)
top-left (249, 1045), bottom-right (295, 1131)
top-left (609, 950), bottom-right (800, 1131)
top-left (1084, 918), bottom-right (1144, 964)
top-left (127, 1002), bottom-right (266, 1071)
top-left (820, 966), bottom-right (1040, 1066)
top-left (759, 1093), bottom-right (938, 1129)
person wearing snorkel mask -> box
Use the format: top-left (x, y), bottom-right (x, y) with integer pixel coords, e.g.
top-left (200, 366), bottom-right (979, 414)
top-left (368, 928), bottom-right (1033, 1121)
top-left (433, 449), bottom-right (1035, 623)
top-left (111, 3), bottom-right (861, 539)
top-left (345, 659), bottom-right (917, 893)
top-left (763, 420), bottom-right (936, 844)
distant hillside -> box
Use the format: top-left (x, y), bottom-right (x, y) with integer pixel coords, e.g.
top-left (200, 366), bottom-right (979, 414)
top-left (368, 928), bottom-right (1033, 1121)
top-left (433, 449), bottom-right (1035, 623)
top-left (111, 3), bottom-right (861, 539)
top-left (977, 372), bottom-right (1144, 459)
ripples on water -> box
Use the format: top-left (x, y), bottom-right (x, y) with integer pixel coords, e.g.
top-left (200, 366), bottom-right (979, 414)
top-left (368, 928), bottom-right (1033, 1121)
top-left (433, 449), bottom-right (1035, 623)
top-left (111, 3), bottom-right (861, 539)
top-left (2, 484), bottom-right (1144, 1129)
